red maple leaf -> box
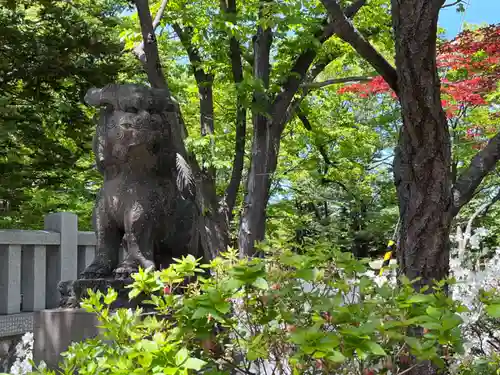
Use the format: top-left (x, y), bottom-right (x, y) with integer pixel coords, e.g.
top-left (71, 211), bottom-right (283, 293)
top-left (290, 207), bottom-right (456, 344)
top-left (337, 24), bottom-right (500, 118)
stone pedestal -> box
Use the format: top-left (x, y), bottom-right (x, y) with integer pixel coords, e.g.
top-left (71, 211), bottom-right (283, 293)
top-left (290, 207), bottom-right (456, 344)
top-left (32, 278), bottom-right (155, 369)
top-left (33, 309), bottom-right (101, 370)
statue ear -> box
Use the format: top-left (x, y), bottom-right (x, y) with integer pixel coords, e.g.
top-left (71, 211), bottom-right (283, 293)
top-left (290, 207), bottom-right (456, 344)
top-left (149, 88), bottom-right (171, 112)
top-left (84, 87), bottom-right (103, 106)
top-left (85, 84), bottom-right (120, 108)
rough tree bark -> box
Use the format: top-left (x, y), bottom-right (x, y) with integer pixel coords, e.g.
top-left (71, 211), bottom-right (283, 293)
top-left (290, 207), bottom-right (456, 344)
top-left (390, 0), bottom-right (452, 288)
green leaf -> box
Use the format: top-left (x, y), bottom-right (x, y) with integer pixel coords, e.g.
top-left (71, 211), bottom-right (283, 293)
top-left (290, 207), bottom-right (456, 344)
top-left (128, 288), bottom-right (141, 300)
top-left (405, 336), bottom-right (422, 351)
top-left (215, 302), bottom-right (231, 314)
top-left (252, 277), bottom-right (269, 290)
top-left (163, 368), bottom-right (178, 374)
top-left (327, 350), bottom-right (346, 363)
top-left (222, 278), bottom-right (243, 292)
top-left (420, 322), bottom-right (442, 330)
top-left (247, 349), bottom-right (261, 361)
top-left (137, 352), bottom-right (153, 368)
top-left (296, 268), bottom-right (318, 281)
top-left (182, 357), bottom-right (207, 371)
top-left (139, 339), bottom-right (159, 352)
top-left (407, 294), bottom-right (434, 304)
top-left (485, 304), bottom-right (500, 318)
top-left (175, 348), bottom-right (189, 366)
top-left (441, 314), bottom-right (462, 330)
top-left (192, 307), bottom-right (210, 319)
top-left (426, 306), bottom-right (442, 319)
top-left (103, 289), bottom-right (117, 305)
top-left (365, 341), bottom-right (386, 356)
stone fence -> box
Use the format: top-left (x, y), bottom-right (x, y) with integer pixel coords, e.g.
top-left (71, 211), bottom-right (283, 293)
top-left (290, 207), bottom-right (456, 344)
top-left (0, 212), bottom-right (99, 337)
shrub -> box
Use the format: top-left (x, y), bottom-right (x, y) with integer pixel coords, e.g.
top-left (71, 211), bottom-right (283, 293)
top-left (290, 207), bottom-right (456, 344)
top-left (30, 242), bottom-right (488, 375)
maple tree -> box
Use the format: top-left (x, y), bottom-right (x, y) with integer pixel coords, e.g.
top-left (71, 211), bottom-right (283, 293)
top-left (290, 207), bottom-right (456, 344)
top-left (339, 25), bottom-right (500, 107)
top-left (338, 24), bottom-right (500, 150)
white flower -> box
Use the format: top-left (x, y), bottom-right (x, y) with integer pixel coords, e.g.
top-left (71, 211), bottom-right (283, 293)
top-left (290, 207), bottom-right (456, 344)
top-left (474, 227), bottom-right (489, 237)
top-left (449, 226), bottom-right (500, 364)
top-left (22, 332), bottom-right (33, 347)
top-left (9, 332), bottom-right (34, 375)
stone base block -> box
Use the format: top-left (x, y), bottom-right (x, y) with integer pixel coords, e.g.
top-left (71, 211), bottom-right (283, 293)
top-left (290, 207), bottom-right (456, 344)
top-left (33, 309), bottom-right (101, 370)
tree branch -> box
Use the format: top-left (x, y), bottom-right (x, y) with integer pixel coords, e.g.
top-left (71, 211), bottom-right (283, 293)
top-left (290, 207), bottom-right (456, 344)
top-left (296, 108), bottom-right (332, 168)
top-left (252, 0), bottom-right (273, 126)
top-left (319, 0), bottom-right (398, 93)
top-left (222, 0), bottom-right (247, 219)
top-left (134, 0), bottom-right (169, 91)
top-left (282, 53), bottom-right (341, 126)
top-left (301, 75), bottom-right (372, 89)
top-left (456, 189), bottom-right (500, 255)
top-left (442, 0), bottom-right (464, 9)
top-left (172, 24), bottom-right (214, 137)
top-left (270, 0), bottom-right (367, 134)
top-left (133, 0), bottom-right (169, 64)
top-left (173, 24), bottom-right (216, 184)
top-left (481, 189), bottom-right (500, 217)
top-left (452, 132), bottom-right (500, 215)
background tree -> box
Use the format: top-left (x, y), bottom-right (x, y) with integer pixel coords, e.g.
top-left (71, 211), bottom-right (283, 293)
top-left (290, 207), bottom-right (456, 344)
top-left (2, 0), bottom-right (499, 287)
top-left (117, 0), bottom-right (395, 258)
top-left (0, 0), bottom-right (134, 229)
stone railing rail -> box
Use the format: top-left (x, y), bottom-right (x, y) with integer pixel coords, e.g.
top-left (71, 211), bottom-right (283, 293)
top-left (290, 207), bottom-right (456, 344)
top-left (0, 212), bottom-right (98, 337)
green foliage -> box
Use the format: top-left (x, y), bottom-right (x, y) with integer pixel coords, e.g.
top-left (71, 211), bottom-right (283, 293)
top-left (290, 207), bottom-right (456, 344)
top-left (268, 88), bottom-right (399, 256)
top-left (31, 243), bottom-right (486, 375)
top-left (0, 0), bottom-right (397, 237)
top-left (0, 0), bottom-right (134, 229)
top-left (454, 354), bottom-right (500, 375)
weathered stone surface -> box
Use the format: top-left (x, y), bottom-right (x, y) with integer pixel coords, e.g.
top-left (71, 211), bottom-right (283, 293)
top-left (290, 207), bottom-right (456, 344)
top-left (58, 278), bottom-right (151, 310)
top-left (0, 314), bottom-right (33, 338)
top-left (33, 309), bottom-right (102, 370)
top-left (81, 84), bottom-right (201, 280)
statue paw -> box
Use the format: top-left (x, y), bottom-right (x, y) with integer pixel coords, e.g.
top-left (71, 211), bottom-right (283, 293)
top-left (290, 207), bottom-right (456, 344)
top-left (140, 259), bottom-right (156, 271)
top-left (81, 261), bottom-right (113, 279)
top-left (114, 261), bottom-right (138, 280)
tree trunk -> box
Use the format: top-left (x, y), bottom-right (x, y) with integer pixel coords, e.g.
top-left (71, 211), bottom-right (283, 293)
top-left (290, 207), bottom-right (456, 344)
top-left (391, 0), bottom-right (450, 290)
top-left (173, 24), bottom-right (216, 184)
top-left (223, 0), bottom-right (247, 221)
top-left (238, 14), bottom-right (273, 256)
top-left (135, 0), bottom-right (169, 91)
top-left (237, 0), bottom-right (370, 256)
top-left (388, 4), bottom-right (449, 374)
top-left (391, 1), bottom-right (449, 373)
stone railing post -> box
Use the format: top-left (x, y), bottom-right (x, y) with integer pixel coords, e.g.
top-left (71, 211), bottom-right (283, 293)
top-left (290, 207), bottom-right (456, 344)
top-left (44, 212), bottom-right (78, 309)
top-left (21, 245), bottom-right (47, 312)
top-left (0, 244), bottom-right (22, 314)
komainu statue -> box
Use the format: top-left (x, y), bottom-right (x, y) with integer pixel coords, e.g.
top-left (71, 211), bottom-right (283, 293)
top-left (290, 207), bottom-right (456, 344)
top-left (81, 84), bottom-right (200, 279)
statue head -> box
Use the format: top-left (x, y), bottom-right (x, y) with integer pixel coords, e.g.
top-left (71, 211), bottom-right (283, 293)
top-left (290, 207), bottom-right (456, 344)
top-left (85, 84), bottom-right (176, 174)
top-left (84, 84), bottom-right (174, 114)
